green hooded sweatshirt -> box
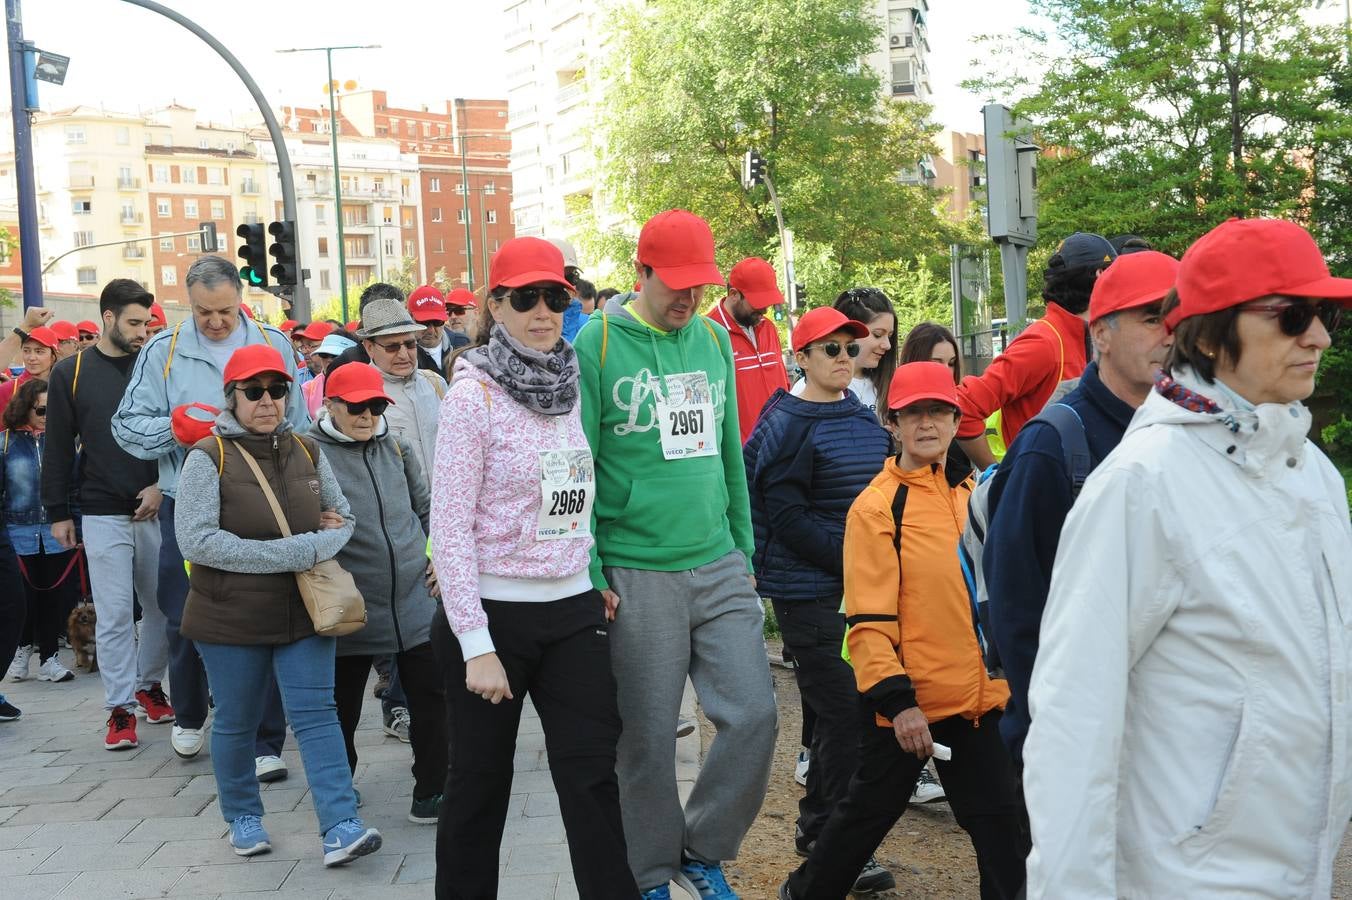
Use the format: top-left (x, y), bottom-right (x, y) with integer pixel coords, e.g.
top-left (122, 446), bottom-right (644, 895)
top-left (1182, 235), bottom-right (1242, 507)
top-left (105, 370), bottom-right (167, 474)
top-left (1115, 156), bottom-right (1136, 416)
top-left (574, 295), bottom-right (754, 590)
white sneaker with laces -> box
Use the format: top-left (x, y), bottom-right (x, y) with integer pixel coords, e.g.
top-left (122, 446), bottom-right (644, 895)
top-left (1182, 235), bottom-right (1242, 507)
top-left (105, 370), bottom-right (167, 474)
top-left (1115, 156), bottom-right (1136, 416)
top-left (794, 748), bottom-right (810, 787)
top-left (172, 725), bottom-right (205, 759)
top-left (255, 755), bottom-right (288, 782)
top-left (911, 763), bottom-right (946, 803)
top-left (37, 656), bottom-right (74, 683)
top-left (6, 645), bottom-right (32, 681)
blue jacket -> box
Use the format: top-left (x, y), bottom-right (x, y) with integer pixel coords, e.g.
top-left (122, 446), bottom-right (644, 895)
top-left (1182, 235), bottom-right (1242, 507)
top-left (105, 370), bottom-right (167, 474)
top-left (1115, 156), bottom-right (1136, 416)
top-left (113, 317), bottom-right (309, 498)
top-left (2, 429), bottom-right (74, 555)
top-left (561, 299), bottom-right (588, 344)
top-left (982, 361), bottom-right (1135, 762)
top-left (744, 389), bottom-right (891, 602)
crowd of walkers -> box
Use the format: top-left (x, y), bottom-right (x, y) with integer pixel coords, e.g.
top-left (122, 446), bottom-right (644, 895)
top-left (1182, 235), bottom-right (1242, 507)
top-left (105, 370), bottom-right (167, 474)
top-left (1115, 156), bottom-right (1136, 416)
top-left (0, 208), bottom-right (1349, 900)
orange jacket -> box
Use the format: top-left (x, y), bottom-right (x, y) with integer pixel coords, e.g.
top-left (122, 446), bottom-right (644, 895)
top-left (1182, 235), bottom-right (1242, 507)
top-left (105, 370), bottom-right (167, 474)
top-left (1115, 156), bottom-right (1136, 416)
top-left (844, 456), bottom-right (1008, 727)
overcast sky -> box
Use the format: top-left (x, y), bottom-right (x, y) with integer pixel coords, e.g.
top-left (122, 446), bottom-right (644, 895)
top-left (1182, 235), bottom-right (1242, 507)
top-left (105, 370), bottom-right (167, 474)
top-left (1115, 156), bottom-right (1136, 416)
top-left (12, 0), bottom-right (1045, 134)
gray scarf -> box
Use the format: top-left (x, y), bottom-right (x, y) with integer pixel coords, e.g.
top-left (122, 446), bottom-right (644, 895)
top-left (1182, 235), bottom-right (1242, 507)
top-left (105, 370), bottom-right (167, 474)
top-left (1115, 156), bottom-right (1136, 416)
top-left (464, 324), bottom-right (578, 415)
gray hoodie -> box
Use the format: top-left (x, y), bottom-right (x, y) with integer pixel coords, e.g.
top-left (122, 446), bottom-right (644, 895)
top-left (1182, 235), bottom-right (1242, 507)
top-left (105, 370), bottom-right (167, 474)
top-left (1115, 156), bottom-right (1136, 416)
top-left (309, 410), bottom-right (435, 656)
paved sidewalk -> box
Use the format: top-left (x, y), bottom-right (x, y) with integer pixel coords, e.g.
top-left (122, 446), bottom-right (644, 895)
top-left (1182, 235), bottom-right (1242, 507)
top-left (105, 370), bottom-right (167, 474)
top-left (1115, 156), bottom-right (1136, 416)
top-left (0, 652), bottom-right (701, 899)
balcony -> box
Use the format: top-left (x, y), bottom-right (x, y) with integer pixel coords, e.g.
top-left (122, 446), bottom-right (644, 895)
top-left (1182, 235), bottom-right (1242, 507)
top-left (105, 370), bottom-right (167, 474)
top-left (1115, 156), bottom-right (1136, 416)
top-left (342, 218), bottom-right (374, 230)
top-left (123, 246), bottom-right (146, 259)
top-left (507, 104), bottom-right (539, 129)
top-left (67, 175), bottom-right (95, 190)
top-left (117, 177), bottom-right (142, 190)
top-left (345, 247), bottom-right (376, 262)
top-left (505, 23), bottom-right (533, 49)
top-left (345, 187), bottom-right (399, 201)
top-left (553, 37), bottom-right (585, 72)
top-left (120, 212), bottom-right (145, 225)
top-left (239, 181), bottom-right (260, 195)
top-left (556, 81), bottom-right (587, 110)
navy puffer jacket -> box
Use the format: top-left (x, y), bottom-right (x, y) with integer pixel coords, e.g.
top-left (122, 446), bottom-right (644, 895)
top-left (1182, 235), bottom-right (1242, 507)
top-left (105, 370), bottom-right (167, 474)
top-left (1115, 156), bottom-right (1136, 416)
top-left (744, 388), bottom-right (891, 602)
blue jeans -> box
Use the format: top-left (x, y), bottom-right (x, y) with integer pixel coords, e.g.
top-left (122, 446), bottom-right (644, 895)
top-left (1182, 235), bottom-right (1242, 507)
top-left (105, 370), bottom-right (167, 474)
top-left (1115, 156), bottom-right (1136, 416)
top-left (196, 635), bottom-right (356, 835)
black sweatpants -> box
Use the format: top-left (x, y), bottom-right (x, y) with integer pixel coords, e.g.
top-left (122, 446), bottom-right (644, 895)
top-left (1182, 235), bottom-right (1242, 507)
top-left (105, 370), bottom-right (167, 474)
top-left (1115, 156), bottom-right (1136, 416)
top-left (334, 640), bottom-right (447, 801)
top-left (430, 591), bottom-right (635, 900)
top-left (0, 531), bottom-right (26, 677)
top-left (786, 708), bottom-right (1028, 900)
top-left (19, 548), bottom-right (81, 662)
top-left (772, 598), bottom-right (862, 840)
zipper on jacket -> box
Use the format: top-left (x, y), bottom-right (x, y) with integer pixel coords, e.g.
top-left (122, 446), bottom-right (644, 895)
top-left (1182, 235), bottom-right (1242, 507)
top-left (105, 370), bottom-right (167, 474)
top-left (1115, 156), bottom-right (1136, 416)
top-left (932, 464), bottom-right (986, 728)
top-left (271, 436), bottom-right (295, 640)
top-left (365, 442), bottom-right (404, 651)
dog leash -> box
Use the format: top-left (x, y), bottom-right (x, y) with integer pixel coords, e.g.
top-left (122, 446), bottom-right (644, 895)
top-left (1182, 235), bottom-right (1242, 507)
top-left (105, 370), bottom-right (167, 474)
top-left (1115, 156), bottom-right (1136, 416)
top-left (16, 548), bottom-right (84, 592)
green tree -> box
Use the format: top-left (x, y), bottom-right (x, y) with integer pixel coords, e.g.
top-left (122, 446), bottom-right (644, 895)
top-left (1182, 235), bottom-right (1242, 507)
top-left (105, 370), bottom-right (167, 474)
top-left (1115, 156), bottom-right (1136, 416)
top-left (592, 0), bottom-right (957, 284)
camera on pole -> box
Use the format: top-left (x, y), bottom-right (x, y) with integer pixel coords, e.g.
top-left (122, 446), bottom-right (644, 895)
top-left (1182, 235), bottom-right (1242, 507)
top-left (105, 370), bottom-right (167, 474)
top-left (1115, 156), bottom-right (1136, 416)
top-left (268, 220), bottom-right (298, 286)
top-left (742, 150), bottom-right (767, 189)
top-left (236, 222), bottom-right (269, 289)
top-left (199, 221), bottom-right (218, 254)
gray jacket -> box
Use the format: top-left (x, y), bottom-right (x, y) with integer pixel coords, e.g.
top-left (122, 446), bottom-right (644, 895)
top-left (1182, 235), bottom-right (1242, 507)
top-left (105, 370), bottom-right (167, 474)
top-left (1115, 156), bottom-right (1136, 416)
top-left (380, 367), bottom-right (445, 487)
top-left (310, 411), bottom-right (435, 656)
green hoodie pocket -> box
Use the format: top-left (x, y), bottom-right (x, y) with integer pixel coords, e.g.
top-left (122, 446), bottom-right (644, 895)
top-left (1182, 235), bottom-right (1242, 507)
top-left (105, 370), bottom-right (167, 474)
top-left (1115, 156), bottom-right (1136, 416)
top-left (611, 473), bottom-right (729, 552)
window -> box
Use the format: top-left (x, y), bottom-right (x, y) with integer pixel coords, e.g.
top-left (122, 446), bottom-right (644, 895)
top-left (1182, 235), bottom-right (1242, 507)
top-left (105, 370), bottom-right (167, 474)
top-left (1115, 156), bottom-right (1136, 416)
top-left (183, 200), bottom-right (199, 218)
top-left (486, 210), bottom-right (497, 224)
top-left (891, 60), bottom-right (915, 95)
top-left (116, 127), bottom-right (130, 145)
top-left (65, 126), bottom-right (86, 144)
top-left (211, 200), bottom-right (225, 219)
top-left (429, 177), bottom-right (441, 192)
top-left (72, 199), bottom-right (92, 215)
top-left (225, 141), bottom-right (236, 152)
top-left (402, 210), bottom-right (414, 228)
top-left (216, 234), bottom-right (228, 252)
top-left (373, 178), bottom-right (384, 193)
top-left (455, 182), bottom-right (466, 195)
top-left (153, 164), bottom-right (170, 183)
top-left (431, 207), bottom-right (442, 222)
top-left (161, 266), bottom-right (177, 286)
top-left (77, 267), bottom-right (97, 285)
top-left (206, 168), bottom-right (223, 185)
top-left (484, 181), bottom-right (496, 195)
top-left (187, 235), bottom-right (201, 251)
top-left (160, 237), bottom-right (175, 251)
top-left (74, 231), bottom-right (95, 248)
top-left (157, 198), bottom-right (172, 217)
top-left (383, 238), bottom-right (395, 256)
top-left (198, 138), bottom-right (209, 149)
top-left (315, 204), bottom-right (327, 223)
top-left (435, 238), bottom-right (445, 253)
top-left (457, 209), bottom-right (469, 224)
top-left (319, 270), bottom-right (331, 290)
top-left (181, 166), bottom-right (197, 184)
top-left (317, 237), bottom-right (329, 257)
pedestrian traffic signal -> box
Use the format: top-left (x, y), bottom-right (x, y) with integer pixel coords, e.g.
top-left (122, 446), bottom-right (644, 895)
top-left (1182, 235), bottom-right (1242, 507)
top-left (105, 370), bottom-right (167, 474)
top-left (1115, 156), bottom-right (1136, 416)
top-left (268, 220), bottom-right (298, 286)
top-left (236, 223), bottom-right (268, 289)
top-left (742, 150), bottom-right (767, 189)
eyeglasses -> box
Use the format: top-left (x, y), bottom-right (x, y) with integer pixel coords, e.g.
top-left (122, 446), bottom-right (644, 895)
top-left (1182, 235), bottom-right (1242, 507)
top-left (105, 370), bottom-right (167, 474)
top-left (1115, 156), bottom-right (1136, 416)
top-left (446, 307), bottom-right (469, 317)
top-left (33, 406), bottom-right (46, 416)
top-left (1240, 300), bottom-right (1343, 336)
top-left (896, 402), bottom-right (957, 421)
top-left (373, 338), bottom-right (418, 353)
top-left (507, 286), bottom-right (571, 314)
top-left (234, 383), bottom-right (289, 401)
top-left (343, 399), bottom-right (390, 417)
top-left (804, 341), bottom-right (861, 359)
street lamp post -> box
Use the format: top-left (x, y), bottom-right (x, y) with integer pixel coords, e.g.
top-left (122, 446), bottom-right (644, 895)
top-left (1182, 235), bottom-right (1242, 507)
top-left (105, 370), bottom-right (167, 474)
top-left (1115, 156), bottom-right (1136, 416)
top-left (454, 98), bottom-right (474, 291)
top-left (278, 44), bottom-right (379, 323)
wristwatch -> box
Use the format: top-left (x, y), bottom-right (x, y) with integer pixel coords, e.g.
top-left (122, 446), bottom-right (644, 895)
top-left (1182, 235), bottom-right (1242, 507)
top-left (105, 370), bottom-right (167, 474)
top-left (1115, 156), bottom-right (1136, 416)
top-left (12, 327), bottom-right (25, 338)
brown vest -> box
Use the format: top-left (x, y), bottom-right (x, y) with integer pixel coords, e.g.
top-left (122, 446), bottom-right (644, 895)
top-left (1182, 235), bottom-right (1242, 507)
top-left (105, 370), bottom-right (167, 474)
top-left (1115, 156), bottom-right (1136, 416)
top-left (181, 431), bottom-right (324, 645)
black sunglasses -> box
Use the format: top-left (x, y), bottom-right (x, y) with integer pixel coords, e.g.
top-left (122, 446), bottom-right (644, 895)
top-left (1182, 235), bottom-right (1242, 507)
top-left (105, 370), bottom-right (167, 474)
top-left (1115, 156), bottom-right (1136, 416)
top-left (344, 399), bottom-right (390, 417)
top-left (1241, 300), bottom-right (1343, 337)
top-left (235, 383), bottom-right (289, 401)
top-left (373, 338), bottom-right (418, 353)
top-left (33, 406), bottom-right (46, 416)
top-left (805, 341), bottom-right (861, 359)
top-left (508, 286), bottom-right (571, 314)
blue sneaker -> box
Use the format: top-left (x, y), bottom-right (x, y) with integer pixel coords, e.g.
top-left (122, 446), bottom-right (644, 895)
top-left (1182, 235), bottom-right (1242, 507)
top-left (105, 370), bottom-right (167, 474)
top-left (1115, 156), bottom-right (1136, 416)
top-left (322, 817), bottom-right (382, 867)
top-left (229, 814), bottom-right (271, 857)
top-left (675, 858), bottom-right (738, 899)
top-left (641, 886), bottom-right (672, 900)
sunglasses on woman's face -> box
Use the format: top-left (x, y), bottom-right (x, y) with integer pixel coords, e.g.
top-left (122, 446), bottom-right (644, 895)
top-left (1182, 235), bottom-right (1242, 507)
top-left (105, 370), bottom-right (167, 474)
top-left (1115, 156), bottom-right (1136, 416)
top-left (344, 399), bottom-right (390, 417)
top-left (235, 383), bottom-right (289, 402)
top-left (33, 406), bottom-right (46, 416)
top-left (1242, 299), bottom-right (1343, 336)
top-left (507, 286), bottom-right (571, 314)
top-left (806, 341), bottom-right (861, 359)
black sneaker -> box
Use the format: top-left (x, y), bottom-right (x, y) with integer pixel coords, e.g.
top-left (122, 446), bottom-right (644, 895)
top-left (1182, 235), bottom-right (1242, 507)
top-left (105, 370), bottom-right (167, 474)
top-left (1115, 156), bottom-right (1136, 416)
top-left (408, 793), bottom-right (441, 825)
top-left (794, 825), bottom-right (814, 858)
top-left (778, 878), bottom-right (794, 900)
top-left (852, 856), bottom-right (896, 893)
top-left (0, 694), bottom-right (19, 721)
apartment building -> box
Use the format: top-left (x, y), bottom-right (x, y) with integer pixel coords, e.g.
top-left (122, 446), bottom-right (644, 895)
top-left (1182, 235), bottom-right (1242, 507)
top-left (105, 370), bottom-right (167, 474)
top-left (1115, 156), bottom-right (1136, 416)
top-left (934, 130), bottom-right (986, 220)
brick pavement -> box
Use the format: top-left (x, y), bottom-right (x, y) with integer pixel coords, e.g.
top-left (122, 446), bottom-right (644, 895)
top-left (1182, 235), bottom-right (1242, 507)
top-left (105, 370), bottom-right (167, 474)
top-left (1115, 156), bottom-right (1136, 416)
top-left (0, 652), bottom-right (701, 899)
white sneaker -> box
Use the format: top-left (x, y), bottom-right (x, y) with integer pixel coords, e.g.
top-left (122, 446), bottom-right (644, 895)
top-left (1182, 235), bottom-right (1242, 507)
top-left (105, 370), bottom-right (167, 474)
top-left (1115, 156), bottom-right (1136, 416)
top-left (794, 748), bottom-right (810, 787)
top-left (172, 725), bottom-right (205, 759)
top-left (37, 656), bottom-right (74, 683)
top-left (255, 755), bottom-right (288, 782)
top-left (6, 645), bottom-right (32, 681)
top-left (911, 762), bottom-right (946, 804)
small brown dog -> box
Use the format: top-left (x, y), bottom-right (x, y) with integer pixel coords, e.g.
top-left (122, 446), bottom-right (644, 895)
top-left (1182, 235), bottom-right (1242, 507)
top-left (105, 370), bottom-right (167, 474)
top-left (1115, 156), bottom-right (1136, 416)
top-left (67, 604), bottom-right (98, 672)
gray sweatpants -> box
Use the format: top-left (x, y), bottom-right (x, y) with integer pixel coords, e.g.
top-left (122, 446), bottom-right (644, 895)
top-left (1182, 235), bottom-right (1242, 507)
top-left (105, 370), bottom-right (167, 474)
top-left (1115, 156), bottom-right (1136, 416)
top-left (605, 549), bottom-right (778, 890)
top-left (83, 514), bottom-right (168, 711)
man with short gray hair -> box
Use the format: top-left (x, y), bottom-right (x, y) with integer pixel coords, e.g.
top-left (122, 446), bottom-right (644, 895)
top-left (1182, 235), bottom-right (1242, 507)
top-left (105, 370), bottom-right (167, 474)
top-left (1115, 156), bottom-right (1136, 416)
top-left (114, 256), bottom-right (308, 767)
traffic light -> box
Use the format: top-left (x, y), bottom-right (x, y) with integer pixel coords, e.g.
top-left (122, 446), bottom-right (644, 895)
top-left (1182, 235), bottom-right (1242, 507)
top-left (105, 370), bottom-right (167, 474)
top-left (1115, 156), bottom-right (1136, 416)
top-left (236, 223), bottom-right (268, 289)
top-left (742, 149), bottom-right (767, 189)
top-left (268, 220), bottom-right (298, 286)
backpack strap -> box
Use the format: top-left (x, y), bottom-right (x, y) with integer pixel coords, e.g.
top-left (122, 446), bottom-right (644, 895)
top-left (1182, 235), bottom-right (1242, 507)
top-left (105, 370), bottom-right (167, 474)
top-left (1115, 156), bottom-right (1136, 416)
top-left (419, 368), bottom-right (446, 400)
top-left (1032, 402), bottom-right (1091, 497)
top-left (72, 349), bottom-right (84, 398)
top-left (162, 323), bottom-right (183, 379)
top-left (600, 311), bottom-right (609, 368)
top-left (291, 434), bottom-right (315, 467)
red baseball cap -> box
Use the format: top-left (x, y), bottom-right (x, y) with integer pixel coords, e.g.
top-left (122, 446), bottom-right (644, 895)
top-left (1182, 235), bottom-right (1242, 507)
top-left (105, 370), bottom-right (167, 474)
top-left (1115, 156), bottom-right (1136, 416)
top-left (280, 319), bottom-right (300, 333)
top-left (21, 325), bottom-right (59, 350)
top-left (324, 362), bottom-right (395, 404)
top-left (296, 321), bottom-right (336, 341)
top-left (887, 361), bottom-right (960, 411)
top-left (222, 345), bottom-right (294, 385)
top-left (1089, 251), bottom-right (1180, 322)
top-left (445, 288), bottom-right (478, 309)
top-left (728, 258), bottom-right (784, 310)
top-left (149, 303), bottom-right (167, 327)
top-left (637, 210), bottom-right (725, 290)
top-left (49, 321), bottom-right (79, 342)
top-left (488, 237), bottom-right (572, 291)
top-left (76, 320), bottom-right (100, 335)
top-left (791, 307), bottom-right (868, 353)
top-left (1167, 217), bottom-right (1352, 330)
top-left (171, 402), bottom-right (220, 446)
top-left (345, 320), bottom-right (360, 333)
top-left (408, 285), bottom-right (448, 323)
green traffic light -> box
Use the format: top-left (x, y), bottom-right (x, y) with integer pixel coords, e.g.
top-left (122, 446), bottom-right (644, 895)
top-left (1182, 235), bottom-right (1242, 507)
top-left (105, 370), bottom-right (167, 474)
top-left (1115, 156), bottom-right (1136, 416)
top-left (241, 266), bottom-right (264, 286)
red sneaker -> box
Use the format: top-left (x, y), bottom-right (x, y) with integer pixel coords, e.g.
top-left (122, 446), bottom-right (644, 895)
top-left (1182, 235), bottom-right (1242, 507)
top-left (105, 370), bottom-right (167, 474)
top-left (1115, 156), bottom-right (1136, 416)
top-left (105, 707), bottom-right (138, 750)
top-left (136, 683), bottom-right (176, 724)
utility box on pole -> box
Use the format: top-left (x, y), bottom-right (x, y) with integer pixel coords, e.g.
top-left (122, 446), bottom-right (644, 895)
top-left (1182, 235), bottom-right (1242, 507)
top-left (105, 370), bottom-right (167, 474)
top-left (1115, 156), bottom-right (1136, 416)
top-left (983, 104), bottom-right (1039, 334)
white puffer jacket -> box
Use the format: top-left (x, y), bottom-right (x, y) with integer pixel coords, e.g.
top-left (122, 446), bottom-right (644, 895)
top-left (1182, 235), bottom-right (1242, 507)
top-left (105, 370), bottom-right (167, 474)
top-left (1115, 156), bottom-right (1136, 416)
top-left (1023, 368), bottom-right (1352, 899)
